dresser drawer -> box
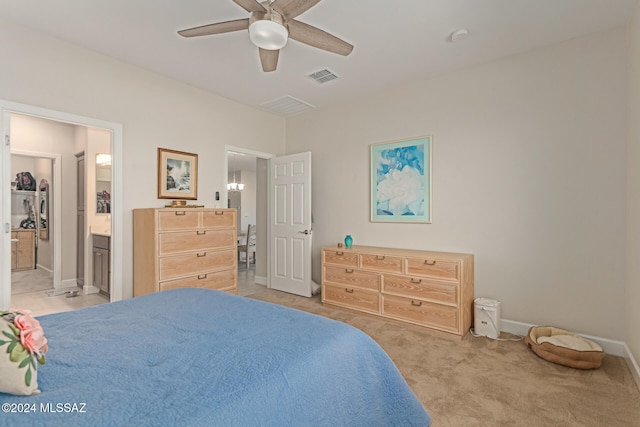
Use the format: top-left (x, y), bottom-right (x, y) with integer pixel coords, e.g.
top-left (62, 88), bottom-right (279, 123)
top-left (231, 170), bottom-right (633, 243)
top-left (159, 248), bottom-right (236, 281)
top-left (406, 257), bottom-right (460, 281)
top-left (158, 210), bottom-right (200, 231)
top-left (382, 274), bottom-right (458, 306)
top-left (160, 269), bottom-right (237, 292)
top-left (323, 284), bottom-right (379, 314)
top-left (202, 210), bottom-right (236, 228)
top-left (382, 294), bottom-right (458, 332)
top-left (159, 229), bottom-right (235, 255)
top-left (323, 250), bottom-right (358, 267)
top-left (323, 265), bottom-right (380, 291)
top-left (361, 253), bottom-right (403, 273)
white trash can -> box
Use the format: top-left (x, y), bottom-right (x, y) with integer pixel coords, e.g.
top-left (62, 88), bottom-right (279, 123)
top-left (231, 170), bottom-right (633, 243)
top-left (474, 297), bottom-right (501, 339)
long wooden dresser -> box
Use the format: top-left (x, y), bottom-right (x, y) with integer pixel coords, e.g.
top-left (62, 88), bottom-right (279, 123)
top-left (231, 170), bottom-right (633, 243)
top-left (133, 208), bottom-right (238, 296)
top-left (322, 245), bottom-right (474, 336)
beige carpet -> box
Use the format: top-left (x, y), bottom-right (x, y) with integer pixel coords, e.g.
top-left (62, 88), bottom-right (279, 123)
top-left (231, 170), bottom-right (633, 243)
top-left (247, 289), bottom-right (640, 427)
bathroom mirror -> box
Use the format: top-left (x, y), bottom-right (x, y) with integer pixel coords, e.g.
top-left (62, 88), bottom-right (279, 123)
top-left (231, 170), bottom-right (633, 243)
top-left (39, 179), bottom-right (49, 240)
top-left (96, 153), bottom-right (111, 214)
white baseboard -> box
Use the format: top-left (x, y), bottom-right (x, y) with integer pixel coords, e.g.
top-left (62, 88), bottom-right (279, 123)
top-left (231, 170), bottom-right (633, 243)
top-left (57, 278), bottom-right (78, 289)
top-left (254, 275), bottom-right (267, 285)
top-left (83, 285), bottom-right (100, 295)
top-left (36, 264), bottom-right (52, 275)
top-left (501, 319), bottom-right (640, 390)
top-left (624, 343), bottom-right (640, 391)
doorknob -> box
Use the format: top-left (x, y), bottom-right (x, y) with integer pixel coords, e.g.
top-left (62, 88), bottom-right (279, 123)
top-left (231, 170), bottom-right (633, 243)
top-left (298, 229), bottom-right (312, 235)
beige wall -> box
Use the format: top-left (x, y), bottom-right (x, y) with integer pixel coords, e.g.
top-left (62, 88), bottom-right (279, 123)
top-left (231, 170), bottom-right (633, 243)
top-left (626, 3), bottom-right (640, 377)
top-left (287, 27), bottom-right (628, 341)
top-left (0, 18), bottom-right (286, 299)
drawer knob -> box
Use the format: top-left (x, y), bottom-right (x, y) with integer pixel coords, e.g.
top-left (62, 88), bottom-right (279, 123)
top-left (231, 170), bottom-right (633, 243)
top-left (345, 268), bottom-right (354, 274)
top-left (345, 288), bottom-right (354, 293)
top-left (411, 300), bottom-right (423, 307)
top-left (196, 252), bottom-right (206, 257)
top-left (376, 255), bottom-right (385, 260)
top-left (215, 211), bottom-right (224, 215)
top-left (197, 274), bottom-right (207, 280)
top-left (424, 260), bottom-right (436, 265)
top-left (410, 278), bottom-right (422, 284)
top-left (175, 211), bottom-right (186, 216)
top-left (336, 251), bottom-right (344, 256)
top-left (196, 230), bottom-right (206, 235)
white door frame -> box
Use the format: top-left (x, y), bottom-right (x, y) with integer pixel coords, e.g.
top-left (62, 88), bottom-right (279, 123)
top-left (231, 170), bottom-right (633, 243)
top-left (0, 99), bottom-right (124, 310)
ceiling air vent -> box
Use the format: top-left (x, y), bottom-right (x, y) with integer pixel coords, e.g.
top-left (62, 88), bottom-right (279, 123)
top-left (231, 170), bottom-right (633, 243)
top-left (260, 95), bottom-right (315, 116)
top-left (307, 68), bottom-right (339, 84)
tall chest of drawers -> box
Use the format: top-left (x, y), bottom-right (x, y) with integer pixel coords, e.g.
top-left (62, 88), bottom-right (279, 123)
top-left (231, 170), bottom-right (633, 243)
top-left (133, 208), bottom-right (238, 296)
top-left (322, 245), bottom-right (474, 336)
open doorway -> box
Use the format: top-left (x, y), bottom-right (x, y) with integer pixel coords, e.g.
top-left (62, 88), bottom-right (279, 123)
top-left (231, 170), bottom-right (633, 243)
top-left (1, 100), bottom-right (124, 313)
top-left (7, 114), bottom-right (113, 313)
top-left (225, 146), bottom-right (272, 296)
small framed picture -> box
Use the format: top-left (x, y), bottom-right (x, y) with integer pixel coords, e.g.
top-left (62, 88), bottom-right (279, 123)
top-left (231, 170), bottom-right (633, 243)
top-left (157, 148), bottom-right (198, 200)
top-left (370, 136), bottom-right (432, 223)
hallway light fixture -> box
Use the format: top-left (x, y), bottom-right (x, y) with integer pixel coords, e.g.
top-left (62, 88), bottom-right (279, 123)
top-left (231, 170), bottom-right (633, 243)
top-left (227, 153), bottom-right (244, 192)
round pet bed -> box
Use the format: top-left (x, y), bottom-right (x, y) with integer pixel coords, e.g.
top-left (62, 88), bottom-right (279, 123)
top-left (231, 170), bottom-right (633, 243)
top-left (525, 326), bottom-right (604, 369)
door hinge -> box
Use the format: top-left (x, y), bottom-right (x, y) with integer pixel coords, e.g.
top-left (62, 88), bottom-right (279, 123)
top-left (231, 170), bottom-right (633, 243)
top-left (4, 135), bottom-right (9, 146)
top-left (3, 223), bottom-right (9, 234)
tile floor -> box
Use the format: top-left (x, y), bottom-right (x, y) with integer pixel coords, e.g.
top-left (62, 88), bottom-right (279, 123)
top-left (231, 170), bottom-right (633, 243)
top-left (10, 266), bottom-right (265, 317)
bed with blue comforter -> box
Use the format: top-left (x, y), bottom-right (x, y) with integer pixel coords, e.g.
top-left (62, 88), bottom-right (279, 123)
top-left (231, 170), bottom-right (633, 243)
top-left (1, 288), bottom-right (431, 426)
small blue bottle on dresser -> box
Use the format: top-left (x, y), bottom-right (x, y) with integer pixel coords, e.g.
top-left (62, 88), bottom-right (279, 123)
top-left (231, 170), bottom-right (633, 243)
top-left (344, 235), bottom-right (353, 248)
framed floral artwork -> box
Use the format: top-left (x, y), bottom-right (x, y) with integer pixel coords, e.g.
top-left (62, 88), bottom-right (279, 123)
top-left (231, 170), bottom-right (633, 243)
top-left (157, 148), bottom-right (198, 200)
top-left (370, 136), bottom-right (432, 223)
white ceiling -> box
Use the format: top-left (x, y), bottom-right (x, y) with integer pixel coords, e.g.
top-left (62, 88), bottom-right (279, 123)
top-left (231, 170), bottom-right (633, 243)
top-left (1, 0), bottom-right (637, 116)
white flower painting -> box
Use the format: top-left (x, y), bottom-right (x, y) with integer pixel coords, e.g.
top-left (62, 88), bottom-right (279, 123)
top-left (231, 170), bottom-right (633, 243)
top-left (371, 137), bottom-right (431, 223)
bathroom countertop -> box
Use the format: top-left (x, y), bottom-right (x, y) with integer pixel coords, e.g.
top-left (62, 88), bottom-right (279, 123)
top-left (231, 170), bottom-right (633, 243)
top-left (90, 225), bottom-right (111, 237)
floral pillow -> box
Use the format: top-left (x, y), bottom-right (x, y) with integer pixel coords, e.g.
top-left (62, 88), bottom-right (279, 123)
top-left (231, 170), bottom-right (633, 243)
top-left (0, 310), bottom-right (48, 395)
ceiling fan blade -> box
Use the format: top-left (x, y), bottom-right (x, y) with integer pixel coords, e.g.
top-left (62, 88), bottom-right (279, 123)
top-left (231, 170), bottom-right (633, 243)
top-left (288, 20), bottom-right (353, 56)
top-left (178, 19), bottom-right (250, 37)
top-left (271, 0), bottom-right (321, 19)
top-left (259, 48), bottom-right (279, 72)
top-left (233, 0), bottom-right (267, 13)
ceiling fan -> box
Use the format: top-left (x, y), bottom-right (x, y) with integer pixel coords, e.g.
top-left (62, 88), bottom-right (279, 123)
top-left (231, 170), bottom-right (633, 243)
top-left (178, 0), bottom-right (353, 72)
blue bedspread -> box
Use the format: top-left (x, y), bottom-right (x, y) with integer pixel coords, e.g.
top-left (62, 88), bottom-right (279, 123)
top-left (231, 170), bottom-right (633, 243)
top-left (1, 289), bottom-right (431, 426)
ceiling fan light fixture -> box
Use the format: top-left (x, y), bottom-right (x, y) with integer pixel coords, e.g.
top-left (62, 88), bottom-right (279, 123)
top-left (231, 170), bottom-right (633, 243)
top-left (249, 19), bottom-right (288, 50)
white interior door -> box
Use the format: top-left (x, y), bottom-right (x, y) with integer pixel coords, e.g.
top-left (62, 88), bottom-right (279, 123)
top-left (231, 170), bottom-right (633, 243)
top-left (269, 152), bottom-right (312, 297)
